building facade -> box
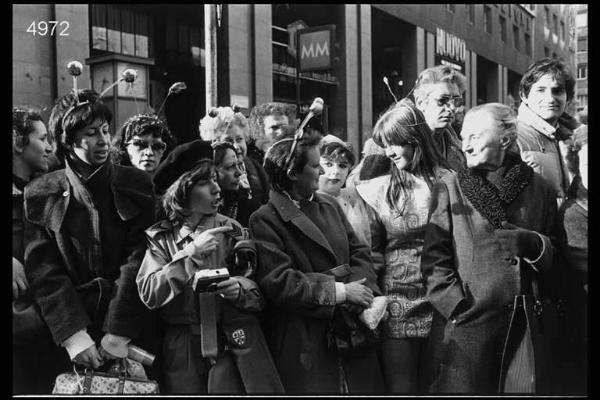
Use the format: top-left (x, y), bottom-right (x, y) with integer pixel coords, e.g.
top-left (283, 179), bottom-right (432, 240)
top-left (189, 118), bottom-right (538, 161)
top-left (575, 4), bottom-right (588, 112)
top-left (13, 4), bottom-right (578, 155)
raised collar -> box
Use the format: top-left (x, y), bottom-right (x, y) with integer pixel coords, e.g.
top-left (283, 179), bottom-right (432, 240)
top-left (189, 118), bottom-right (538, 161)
top-left (518, 103), bottom-right (573, 142)
top-left (270, 190), bottom-right (320, 220)
top-left (268, 190), bottom-right (336, 259)
top-left (282, 190), bottom-right (314, 209)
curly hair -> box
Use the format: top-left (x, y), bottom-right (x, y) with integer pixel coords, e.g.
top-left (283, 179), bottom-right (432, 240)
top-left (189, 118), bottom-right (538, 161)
top-left (519, 58), bottom-right (576, 101)
top-left (161, 159), bottom-right (216, 225)
top-left (199, 106), bottom-right (249, 142)
top-left (113, 113), bottom-right (175, 166)
top-left (413, 65), bottom-right (467, 102)
top-left (248, 102), bottom-right (297, 142)
top-left (263, 129), bottom-right (322, 192)
top-left (13, 107), bottom-right (44, 149)
top-left (49, 89), bottom-right (112, 160)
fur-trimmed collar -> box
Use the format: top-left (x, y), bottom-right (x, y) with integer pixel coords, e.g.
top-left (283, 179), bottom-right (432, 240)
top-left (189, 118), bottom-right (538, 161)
top-left (458, 154), bottom-right (533, 229)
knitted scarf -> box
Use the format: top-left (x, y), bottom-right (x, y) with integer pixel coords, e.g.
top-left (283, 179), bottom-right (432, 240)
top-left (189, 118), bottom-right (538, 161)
top-left (458, 154), bottom-right (533, 229)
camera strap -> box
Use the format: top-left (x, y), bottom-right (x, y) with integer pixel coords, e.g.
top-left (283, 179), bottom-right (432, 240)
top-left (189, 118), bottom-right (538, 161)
top-left (198, 291), bottom-right (219, 364)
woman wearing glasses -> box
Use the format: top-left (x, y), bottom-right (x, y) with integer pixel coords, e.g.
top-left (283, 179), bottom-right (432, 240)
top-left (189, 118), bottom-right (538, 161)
top-left (249, 129), bottom-right (385, 394)
top-left (413, 65), bottom-right (467, 171)
top-left (356, 100), bottom-right (451, 393)
top-left (114, 114), bottom-right (175, 175)
top-left (22, 90), bottom-right (158, 386)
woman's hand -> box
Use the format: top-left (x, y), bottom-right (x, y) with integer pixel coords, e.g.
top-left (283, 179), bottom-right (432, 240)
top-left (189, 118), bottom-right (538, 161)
top-left (184, 226), bottom-right (233, 259)
top-left (344, 278), bottom-right (374, 308)
top-left (12, 257), bottom-right (29, 300)
top-left (214, 277), bottom-right (241, 301)
top-left (73, 345), bottom-right (104, 369)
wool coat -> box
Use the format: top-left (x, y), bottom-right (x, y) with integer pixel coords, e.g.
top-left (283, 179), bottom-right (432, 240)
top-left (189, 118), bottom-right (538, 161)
top-left (23, 161), bottom-right (156, 345)
top-left (420, 169), bottom-right (557, 394)
top-left (249, 190), bottom-right (385, 394)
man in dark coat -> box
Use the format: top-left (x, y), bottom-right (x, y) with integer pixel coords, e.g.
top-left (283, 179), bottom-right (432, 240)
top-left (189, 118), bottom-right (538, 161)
top-left (421, 104), bottom-right (558, 394)
top-left (23, 90), bottom-right (157, 384)
top-left (249, 130), bottom-right (385, 393)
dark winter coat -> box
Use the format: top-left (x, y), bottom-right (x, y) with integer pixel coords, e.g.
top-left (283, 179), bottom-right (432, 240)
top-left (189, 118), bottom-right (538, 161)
top-left (244, 155), bottom-right (270, 205)
top-left (23, 161), bottom-right (156, 345)
top-left (421, 169), bottom-right (557, 393)
top-left (249, 190), bottom-right (385, 394)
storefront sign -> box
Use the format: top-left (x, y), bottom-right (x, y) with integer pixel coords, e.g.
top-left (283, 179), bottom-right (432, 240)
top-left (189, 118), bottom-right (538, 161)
top-left (297, 25), bottom-right (335, 72)
top-left (435, 28), bottom-right (466, 72)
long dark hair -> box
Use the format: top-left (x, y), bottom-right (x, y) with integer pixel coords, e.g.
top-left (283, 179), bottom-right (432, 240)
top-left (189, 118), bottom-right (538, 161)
top-left (372, 99), bottom-right (451, 212)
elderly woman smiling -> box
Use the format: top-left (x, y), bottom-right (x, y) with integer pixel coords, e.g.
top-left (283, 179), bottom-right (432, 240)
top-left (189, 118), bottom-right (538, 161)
top-left (421, 103), bottom-right (558, 394)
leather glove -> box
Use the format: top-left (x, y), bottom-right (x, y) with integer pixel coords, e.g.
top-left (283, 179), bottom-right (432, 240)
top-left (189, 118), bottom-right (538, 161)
top-left (494, 221), bottom-right (543, 260)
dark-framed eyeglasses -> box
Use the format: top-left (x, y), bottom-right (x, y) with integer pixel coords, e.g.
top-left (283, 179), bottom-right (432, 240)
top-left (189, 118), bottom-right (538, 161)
top-left (433, 95), bottom-right (463, 108)
top-left (127, 139), bottom-right (167, 152)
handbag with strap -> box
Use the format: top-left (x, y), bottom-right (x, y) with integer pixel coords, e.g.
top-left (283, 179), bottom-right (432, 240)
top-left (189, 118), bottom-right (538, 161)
top-left (324, 264), bottom-right (381, 358)
top-left (498, 261), bottom-right (563, 394)
top-left (52, 360), bottom-right (159, 395)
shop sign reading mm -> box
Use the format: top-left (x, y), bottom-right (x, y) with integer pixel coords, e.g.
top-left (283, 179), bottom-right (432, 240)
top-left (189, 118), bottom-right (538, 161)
top-left (297, 25), bottom-right (336, 72)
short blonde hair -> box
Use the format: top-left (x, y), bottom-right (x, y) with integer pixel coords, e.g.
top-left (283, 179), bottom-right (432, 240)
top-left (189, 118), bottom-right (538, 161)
top-left (199, 106), bottom-right (249, 142)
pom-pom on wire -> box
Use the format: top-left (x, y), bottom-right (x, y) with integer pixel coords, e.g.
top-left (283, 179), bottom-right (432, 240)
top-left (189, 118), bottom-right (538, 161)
top-left (67, 61), bottom-right (83, 77)
top-left (122, 69), bottom-right (138, 83)
top-left (208, 107), bottom-right (219, 118)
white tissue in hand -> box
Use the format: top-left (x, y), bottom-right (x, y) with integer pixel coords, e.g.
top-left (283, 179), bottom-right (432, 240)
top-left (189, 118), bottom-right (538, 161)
top-left (358, 296), bottom-right (388, 330)
top-left (239, 173), bottom-right (251, 190)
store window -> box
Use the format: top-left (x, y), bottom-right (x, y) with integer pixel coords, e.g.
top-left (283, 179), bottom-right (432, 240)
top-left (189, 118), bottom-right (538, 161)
top-left (484, 6), bottom-right (492, 33)
top-left (499, 16), bottom-right (506, 42)
top-left (91, 4), bottom-right (152, 58)
top-left (577, 64), bottom-right (587, 79)
top-left (513, 25), bottom-right (519, 50)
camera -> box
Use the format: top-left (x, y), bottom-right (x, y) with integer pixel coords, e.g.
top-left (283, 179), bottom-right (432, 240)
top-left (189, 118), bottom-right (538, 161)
top-left (193, 268), bottom-right (230, 292)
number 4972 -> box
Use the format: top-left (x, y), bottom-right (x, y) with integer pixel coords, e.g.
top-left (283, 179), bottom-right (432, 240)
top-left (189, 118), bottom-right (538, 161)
top-left (27, 21), bottom-right (70, 36)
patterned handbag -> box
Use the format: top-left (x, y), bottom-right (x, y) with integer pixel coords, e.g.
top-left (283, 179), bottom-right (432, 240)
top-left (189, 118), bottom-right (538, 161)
top-left (52, 361), bottom-right (159, 395)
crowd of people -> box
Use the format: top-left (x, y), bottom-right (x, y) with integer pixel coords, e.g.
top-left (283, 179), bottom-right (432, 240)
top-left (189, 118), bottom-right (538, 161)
top-left (12, 57), bottom-right (587, 395)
